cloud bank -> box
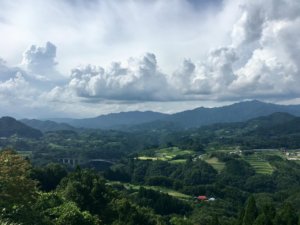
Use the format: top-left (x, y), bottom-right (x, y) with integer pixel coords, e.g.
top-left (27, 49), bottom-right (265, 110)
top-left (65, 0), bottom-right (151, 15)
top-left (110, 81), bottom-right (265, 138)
top-left (0, 0), bottom-right (300, 117)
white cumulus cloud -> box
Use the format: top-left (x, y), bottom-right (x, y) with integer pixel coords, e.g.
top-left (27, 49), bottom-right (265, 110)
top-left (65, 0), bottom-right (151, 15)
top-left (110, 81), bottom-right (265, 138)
top-left (60, 53), bottom-right (177, 101)
top-left (1, 0), bottom-right (300, 118)
top-left (22, 41), bottom-right (58, 76)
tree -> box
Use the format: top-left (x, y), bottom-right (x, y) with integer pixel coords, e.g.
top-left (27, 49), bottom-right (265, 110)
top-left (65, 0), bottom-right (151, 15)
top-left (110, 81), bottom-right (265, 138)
top-left (49, 202), bottom-right (101, 225)
top-left (170, 216), bottom-right (193, 225)
top-left (110, 198), bottom-right (165, 225)
top-left (254, 205), bottom-right (275, 225)
top-left (0, 219), bottom-right (21, 225)
top-left (236, 208), bottom-right (245, 225)
top-left (209, 215), bottom-right (220, 225)
top-left (136, 188), bottom-right (191, 215)
top-left (242, 196), bottom-right (258, 225)
top-left (0, 150), bottom-right (37, 205)
top-left (58, 169), bottom-right (113, 221)
top-left (274, 203), bottom-right (298, 225)
top-left (254, 204), bottom-right (276, 225)
top-left (30, 163), bottom-right (67, 191)
top-left (0, 150), bottom-right (38, 222)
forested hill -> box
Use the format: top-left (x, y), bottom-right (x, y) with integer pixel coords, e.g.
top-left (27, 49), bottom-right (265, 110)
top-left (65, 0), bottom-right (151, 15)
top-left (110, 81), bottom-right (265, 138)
top-left (0, 117), bottom-right (43, 138)
top-left (198, 112), bottom-right (299, 135)
top-left (21, 119), bottom-right (76, 132)
top-left (53, 111), bottom-right (168, 129)
top-left (184, 112), bottom-right (300, 149)
top-left (163, 100), bottom-right (300, 128)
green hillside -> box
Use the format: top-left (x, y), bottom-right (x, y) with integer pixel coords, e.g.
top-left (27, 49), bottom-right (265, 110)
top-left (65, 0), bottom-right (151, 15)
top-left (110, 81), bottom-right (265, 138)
top-left (0, 117), bottom-right (43, 138)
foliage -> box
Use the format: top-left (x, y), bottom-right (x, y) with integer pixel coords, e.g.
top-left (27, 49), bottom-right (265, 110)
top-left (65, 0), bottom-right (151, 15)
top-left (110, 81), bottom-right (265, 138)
top-left (0, 150), bottom-right (38, 223)
top-left (242, 196), bottom-right (258, 225)
top-left (135, 188), bottom-right (191, 215)
top-left (274, 203), bottom-right (298, 225)
top-left (30, 163), bottom-right (68, 191)
top-left (0, 117), bottom-right (42, 138)
top-left (58, 169), bottom-right (113, 217)
top-left (1, 111), bottom-right (300, 225)
top-left (110, 198), bottom-right (166, 225)
top-left (49, 202), bottom-right (101, 225)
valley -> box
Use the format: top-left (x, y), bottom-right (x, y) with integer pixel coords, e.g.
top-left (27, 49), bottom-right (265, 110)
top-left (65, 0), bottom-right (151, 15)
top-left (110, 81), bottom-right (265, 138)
top-left (1, 101), bottom-right (300, 225)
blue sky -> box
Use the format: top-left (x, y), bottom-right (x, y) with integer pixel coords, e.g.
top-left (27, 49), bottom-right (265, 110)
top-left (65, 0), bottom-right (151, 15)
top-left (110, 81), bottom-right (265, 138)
top-left (0, 0), bottom-right (300, 118)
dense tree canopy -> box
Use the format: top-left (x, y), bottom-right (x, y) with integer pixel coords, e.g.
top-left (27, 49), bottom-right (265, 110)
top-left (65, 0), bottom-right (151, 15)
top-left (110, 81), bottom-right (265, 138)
top-left (0, 150), bottom-right (38, 221)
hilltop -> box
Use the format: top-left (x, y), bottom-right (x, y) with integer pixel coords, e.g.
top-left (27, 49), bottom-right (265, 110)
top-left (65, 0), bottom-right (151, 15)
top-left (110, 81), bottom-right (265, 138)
top-left (0, 117), bottom-right (42, 138)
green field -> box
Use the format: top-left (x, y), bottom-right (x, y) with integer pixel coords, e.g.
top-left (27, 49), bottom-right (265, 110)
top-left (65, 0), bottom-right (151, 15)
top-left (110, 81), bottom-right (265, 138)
top-left (138, 156), bottom-right (165, 161)
top-left (243, 153), bottom-right (274, 174)
top-left (108, 181), bottom-right (192, 200)
top-left (204, 157), bottom-right (225, 172)
top-left (169, 159), bottom-right (187, 164)
top-left (137, 146), bottom-right (287, 174)
top-left (205, 146), bottom-right (239, 153)
top-left (137, 147), bottom-right (195, 164)
top-left (202, 148), bottom-right (280, 174)
top-left (48, 143), bottom-right (67, 150)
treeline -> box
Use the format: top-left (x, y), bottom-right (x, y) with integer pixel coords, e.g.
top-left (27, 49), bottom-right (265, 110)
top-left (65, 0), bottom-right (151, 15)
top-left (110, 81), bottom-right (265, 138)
top-left (236, 196), bottom-right (299, 225)
top-left (0, 150), bottom-right (191, 225)
top-left (1, 149), bottom-right (300, 225)
top-left (104, 154), bottom-right (300, 224)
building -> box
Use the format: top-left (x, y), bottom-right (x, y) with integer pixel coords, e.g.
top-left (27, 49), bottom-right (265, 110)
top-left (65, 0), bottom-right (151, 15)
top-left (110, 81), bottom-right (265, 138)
top-left (197, 196), bottom-right (207, 201)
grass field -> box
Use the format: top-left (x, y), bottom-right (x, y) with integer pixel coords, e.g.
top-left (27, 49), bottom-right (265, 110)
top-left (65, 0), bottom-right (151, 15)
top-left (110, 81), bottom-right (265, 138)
top-left (204, 157), bottom-right (225, 172)
top-left (137, 147), bottom-right (195, 164)
top-left (169, 159), bottom-right (187, 164)
top-left (205, 146), bottom-right (239, 153)
top-left (108, 181), bottom-right (192, 200)
top-left (138, 156), bottom-right (165, 161)
top-left (48, 143), bottom-right (66, 150)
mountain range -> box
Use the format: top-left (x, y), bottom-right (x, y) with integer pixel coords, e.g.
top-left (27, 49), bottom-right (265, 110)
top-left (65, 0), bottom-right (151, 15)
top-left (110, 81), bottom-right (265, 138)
top-left (2, 100), bottom-right (300, 138)
top-left (50, 111), bottom-right (168, 130)
top-left (41, 100), bottom-right (300, 130)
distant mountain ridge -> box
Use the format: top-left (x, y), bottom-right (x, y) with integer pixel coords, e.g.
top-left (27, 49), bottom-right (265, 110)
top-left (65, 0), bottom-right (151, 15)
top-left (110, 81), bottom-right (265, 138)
top-left (22, 100), bottom-right (300, 130)
top-left (0, 117), bottom-right (43, 138)
top-left (163, 100), bottom-right (300, 128)
top-left (200, 112), bottom-right (297, 132)
top-left (52, 111), bottom-right (168, 129)
top-left (20, 119), bottom-right (76, 133)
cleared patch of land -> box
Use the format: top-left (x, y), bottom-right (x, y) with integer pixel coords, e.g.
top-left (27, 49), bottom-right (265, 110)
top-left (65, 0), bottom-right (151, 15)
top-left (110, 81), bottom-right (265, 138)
top-left (137, 146), bottom-right (300, 174)
top-left (108, 181), bottom-right (192, 200)
top-left (137, 147), bottom-right (195, 164)
top-left (242, 153), bottom-right (274, 174)
top-left (204, 157), bottom-right (225, 172)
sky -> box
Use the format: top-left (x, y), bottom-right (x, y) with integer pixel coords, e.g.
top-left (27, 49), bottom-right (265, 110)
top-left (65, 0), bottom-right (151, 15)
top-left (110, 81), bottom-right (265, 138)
top-left (1, 0), bottom-right (300, 118)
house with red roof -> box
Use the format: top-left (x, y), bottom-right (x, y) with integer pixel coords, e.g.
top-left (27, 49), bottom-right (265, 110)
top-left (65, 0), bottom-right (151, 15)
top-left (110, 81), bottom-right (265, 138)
top-left (197, 195), bottom-right (207, 201)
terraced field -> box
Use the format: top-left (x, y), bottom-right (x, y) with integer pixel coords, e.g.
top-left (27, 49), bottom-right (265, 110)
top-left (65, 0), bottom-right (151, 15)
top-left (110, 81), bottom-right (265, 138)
top-left (204, 157), bottom-right (225, 172)
top-left (243, 153), bottom-right (274, 174)
top-left (137, 146), bottom-right (280, 175)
